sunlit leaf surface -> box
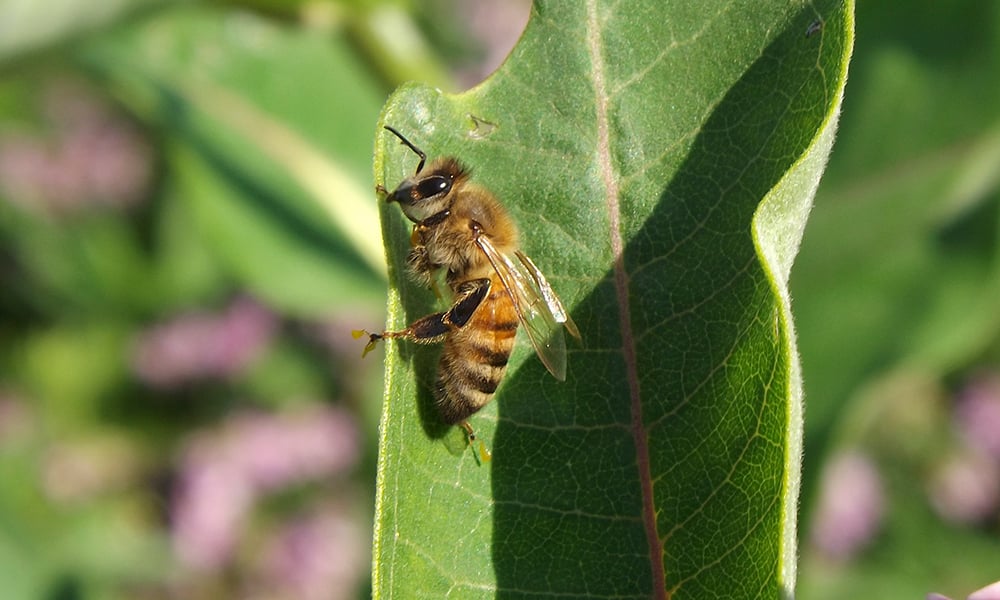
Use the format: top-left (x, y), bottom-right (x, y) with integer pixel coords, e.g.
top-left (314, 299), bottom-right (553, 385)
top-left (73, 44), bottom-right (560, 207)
top-left (370, 1), bottom-right (853, 598)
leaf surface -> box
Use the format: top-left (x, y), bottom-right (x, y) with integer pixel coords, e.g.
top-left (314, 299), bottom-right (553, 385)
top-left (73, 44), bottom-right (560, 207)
top-left (78, 6), bottom-right (388, 315)
top-left (372, 1), bottom-right (853, 598)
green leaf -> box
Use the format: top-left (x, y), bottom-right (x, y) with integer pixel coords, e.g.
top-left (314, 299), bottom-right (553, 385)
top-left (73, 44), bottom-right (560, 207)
top-left (370, 1), bottom-right (853, 598)
top-left (0, 0), bottom-right (163, 63)
top-left (77, 5), bottom-right (388, 316)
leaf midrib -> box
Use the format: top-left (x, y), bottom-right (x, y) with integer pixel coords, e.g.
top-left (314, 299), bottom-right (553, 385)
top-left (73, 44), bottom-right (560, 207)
top-left (585, 0), bottom-right (666, 597)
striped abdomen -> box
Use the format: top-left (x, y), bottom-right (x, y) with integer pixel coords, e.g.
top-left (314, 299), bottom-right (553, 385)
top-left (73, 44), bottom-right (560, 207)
top-left (434, 273), bottom-right (518, 425)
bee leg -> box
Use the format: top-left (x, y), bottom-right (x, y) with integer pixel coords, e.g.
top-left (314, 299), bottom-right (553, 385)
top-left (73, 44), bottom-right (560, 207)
top-left (405, 244), bottom-right (437, 290)
top-left (460, 421), bottom-right (492, 463)
top-left (351, 329), bottom-right (383, 358)
top-left (443, 278), bottom-right (491, 328)
top-left (364, 312), bottom-right (451, 350)
top-left (357, 277), bottom-right (488, 353)
top-left (355, 277), bottom-right (489, 355)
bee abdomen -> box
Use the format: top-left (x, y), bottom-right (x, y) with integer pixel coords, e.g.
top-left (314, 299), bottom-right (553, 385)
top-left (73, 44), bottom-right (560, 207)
top-left (434, 339), bottom-right (514, 425)
top-left (470, 342), bottom-right (512, 368)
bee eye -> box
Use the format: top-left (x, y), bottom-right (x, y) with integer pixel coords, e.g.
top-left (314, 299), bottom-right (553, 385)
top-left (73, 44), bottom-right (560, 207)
top-left (414, 175), bottom-right (451, 199)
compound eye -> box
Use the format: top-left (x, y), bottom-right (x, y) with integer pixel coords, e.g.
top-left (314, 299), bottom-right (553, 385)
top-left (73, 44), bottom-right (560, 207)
top-left (415, 175), bottom-right (451, 199)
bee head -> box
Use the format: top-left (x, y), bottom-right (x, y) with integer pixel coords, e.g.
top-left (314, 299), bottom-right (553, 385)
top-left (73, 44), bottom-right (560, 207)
top-left (386, 168), bottom-right (456, 223)
top-left (383, 127), bottom-right (469, 224)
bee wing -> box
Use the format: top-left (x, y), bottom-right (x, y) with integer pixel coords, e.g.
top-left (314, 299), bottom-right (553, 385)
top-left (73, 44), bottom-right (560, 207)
top-left (476, 235), bottom-right (579, 381)
top-left (513, 250), bottom-right (581, 343)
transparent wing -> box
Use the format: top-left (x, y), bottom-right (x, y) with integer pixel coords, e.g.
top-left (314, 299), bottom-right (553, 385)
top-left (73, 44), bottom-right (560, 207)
top-left (476, 235), bottom-right (580, 381)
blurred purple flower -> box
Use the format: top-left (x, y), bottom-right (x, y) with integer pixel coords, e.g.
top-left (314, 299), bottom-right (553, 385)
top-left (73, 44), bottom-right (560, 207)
top-left (927, 450), bottom-right (999, 525)
top-left (929, 580), bottom-right (1000, 600)
top-left (810, 451), bottom-right (885, 561)
top-left (970, 580), bottom-right (1000, 600)
top-left (454, 0), bottom-right (531, 87)
top-left (955, 373), bottom-right (1000, 460)
top-left (172, 444), bottom-right (254, 569)
top-left (131, 297), bottom-right (277, 389)
top-left (171, 406), bottom-right (360, 570)
top-left (259, 503), bottom-right (369, 600)
top-left (0, 81), bottom-right (151, 215)
top-left (228, 408), bottom-right (361, 492)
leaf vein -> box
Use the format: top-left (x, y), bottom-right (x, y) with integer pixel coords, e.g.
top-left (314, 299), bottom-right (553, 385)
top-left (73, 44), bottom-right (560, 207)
top-left (586, 0), bottom-right (667, 597)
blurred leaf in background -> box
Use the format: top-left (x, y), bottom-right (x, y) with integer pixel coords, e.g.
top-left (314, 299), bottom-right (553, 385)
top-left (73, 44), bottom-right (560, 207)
top-left (0, 0), bottom-right (528, 598)
top-left (793, 1), bottom-right (1000, 599)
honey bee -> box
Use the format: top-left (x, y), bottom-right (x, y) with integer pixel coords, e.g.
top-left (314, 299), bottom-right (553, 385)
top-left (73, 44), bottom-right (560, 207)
top-left (356, 126), bottom-right (580, 459)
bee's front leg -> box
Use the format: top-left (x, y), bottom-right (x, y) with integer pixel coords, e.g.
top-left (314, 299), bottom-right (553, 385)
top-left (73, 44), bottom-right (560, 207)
top-left (405, 244), bottom-right (435, 288)
top-left (354, 278), bottom-right (491, 356)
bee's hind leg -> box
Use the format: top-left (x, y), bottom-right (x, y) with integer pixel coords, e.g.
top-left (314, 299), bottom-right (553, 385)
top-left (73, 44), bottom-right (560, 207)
top-left (354, 311), bottom-right (450, 357)
top-left (354, 278), bottom-right (492, 357)
top-left (460, 421), bottom-right (492, 463)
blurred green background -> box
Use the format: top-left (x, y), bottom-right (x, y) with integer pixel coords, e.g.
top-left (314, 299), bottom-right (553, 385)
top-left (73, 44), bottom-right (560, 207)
top-left (0, 1), bottom-right (998, 599)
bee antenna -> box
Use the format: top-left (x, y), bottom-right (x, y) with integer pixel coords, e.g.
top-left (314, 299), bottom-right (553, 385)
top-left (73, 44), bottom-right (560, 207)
top-left (384, 125), bottom-right (426, 174)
